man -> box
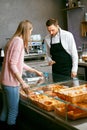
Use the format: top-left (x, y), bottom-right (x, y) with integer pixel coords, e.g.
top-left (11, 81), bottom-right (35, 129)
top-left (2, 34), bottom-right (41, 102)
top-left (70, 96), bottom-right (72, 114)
top-left (45, 18), bottom-right (78, 82)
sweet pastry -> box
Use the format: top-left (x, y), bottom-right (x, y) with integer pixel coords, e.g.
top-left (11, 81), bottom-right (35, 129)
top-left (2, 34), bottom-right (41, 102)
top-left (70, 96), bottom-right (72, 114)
top-left (48, 84), bottom-right (67, 92)
top-left (55, 84), bottom-right (87, 103)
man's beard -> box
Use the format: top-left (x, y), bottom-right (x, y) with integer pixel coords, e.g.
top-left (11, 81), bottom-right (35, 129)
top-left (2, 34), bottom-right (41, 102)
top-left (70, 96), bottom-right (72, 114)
top-left (51, 32), bottom-right (57, 37)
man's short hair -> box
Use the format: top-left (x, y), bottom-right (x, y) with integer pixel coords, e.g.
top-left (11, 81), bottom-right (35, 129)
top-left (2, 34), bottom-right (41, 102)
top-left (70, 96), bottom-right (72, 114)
top-left (46, 18), bottom-right (58, 27)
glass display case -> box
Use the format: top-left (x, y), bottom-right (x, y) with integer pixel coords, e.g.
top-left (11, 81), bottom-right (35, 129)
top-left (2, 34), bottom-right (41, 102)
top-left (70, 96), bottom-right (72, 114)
top-left (19, 72), bottom-right (87, 130)
top-left (1, 72), bottom-right (87, 129)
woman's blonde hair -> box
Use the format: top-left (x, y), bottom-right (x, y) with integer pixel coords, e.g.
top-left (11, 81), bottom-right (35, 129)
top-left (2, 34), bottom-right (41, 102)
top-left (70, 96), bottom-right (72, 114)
top-left (13, 20), bottom-right (33, 48)
top-left (5, 20), bottom-right (33, 53)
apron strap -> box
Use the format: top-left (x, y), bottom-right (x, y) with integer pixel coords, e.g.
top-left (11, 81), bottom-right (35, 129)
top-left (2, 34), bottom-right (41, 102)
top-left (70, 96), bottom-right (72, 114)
top-left (50, 36), bottom-right (52, 45)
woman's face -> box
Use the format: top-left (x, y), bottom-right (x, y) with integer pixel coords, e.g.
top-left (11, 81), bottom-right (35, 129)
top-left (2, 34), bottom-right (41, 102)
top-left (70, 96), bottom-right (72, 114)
top-left (29, 27), bottom-right (33, 35)
top-left (47, 24), bottom-right (59, 37)
top-left (28, 28), bottom-right (33, 41)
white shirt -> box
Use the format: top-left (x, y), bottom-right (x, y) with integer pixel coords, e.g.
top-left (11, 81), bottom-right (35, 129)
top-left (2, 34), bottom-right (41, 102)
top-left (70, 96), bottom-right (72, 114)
top-left (45, 27), bottom-right (78, 73)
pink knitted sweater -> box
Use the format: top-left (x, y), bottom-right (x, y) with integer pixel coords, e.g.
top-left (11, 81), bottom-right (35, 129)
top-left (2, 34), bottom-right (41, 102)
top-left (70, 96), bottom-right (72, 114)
top-left (1, 36), bottom-right (30, 87)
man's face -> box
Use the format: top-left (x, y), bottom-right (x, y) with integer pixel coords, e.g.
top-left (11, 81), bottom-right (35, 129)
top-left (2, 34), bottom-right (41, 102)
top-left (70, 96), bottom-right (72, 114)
top-left (47, 24), bottom-right (58, 37)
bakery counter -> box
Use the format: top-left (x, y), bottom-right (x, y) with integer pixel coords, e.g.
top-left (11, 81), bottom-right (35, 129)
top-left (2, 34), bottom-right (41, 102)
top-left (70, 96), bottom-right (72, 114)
top-left (19, 74), bottom-right (87, 130)
top-left (1, 74), bottom-right (87, 130)
top-left (19, 96), bottom-right (87, 130)
top-left (78, 60), bottom-right (87, 81)
top-left (19, 96), bottom-right (76, 130)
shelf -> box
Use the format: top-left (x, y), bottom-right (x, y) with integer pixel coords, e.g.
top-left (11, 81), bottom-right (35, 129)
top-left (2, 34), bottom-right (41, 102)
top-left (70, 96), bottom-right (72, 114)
top-left (81, 21), bottom-right (87, 37)
top-left (81, 21), bottom-right (87, 23)
top-left (62, 5), bottom-right (84, 11)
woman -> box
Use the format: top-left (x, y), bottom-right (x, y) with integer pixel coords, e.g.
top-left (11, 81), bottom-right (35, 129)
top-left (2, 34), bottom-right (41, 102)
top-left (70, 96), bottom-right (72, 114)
top-left (0, 20), bottom-right (43, 129)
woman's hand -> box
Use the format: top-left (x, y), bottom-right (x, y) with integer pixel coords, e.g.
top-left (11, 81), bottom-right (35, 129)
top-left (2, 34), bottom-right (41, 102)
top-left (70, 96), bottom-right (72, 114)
top-left (36, 71), bottom-right (44, 77)
top-left (21, 82), bottom-right (30, 95)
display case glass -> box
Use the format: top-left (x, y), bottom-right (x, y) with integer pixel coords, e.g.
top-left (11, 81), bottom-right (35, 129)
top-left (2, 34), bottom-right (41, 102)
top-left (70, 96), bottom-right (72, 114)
top-left (20, 71), bottom-right (87, 121)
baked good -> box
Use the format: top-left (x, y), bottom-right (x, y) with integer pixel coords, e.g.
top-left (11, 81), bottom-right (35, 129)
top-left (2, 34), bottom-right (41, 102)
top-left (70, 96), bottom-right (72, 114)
top-left (48, 84), bottom-right (67, 92)
top-left (29, 93), bottom-right (64, 111)
top-left (54, 102), bottom-right (87, 120)
top-left (55, 84), bottom-right (87, 103)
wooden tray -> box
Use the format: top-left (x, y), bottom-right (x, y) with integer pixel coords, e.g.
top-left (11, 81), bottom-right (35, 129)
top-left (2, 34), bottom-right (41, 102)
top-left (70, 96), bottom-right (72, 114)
top-left (54, 84), bottom-right (87, 103)
top-left (54, 102), bottom-right (87, 120)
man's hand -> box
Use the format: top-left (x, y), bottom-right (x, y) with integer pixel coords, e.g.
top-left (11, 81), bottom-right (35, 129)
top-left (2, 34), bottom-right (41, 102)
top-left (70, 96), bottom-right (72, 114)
top-left (71, 72), bottom-right (77, 78)
top-left (48, 60), bottom-right (56, 66)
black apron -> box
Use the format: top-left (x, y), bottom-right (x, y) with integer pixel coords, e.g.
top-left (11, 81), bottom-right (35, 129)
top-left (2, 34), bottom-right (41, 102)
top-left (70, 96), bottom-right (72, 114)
top-left (50, 35), bottom-right (72, 82)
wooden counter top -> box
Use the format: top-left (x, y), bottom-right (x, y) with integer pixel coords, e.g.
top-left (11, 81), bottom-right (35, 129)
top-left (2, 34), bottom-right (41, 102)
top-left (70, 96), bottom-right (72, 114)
top-left (78, 59), bottom-right (87, 67)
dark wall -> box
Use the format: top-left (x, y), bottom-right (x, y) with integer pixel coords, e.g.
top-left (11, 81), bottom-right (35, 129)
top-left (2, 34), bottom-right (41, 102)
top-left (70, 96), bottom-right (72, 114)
top-left (67, 0), bottom-right (87, 49)
top-left (0, 0), bottom-right (66, 48)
